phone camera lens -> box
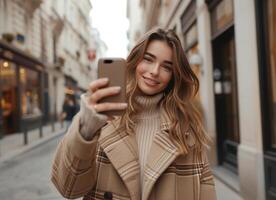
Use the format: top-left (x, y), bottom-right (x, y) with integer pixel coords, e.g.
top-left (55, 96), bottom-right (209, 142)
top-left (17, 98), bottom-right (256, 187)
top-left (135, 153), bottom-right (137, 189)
top-left (104, 60), bottom-right (113, 64)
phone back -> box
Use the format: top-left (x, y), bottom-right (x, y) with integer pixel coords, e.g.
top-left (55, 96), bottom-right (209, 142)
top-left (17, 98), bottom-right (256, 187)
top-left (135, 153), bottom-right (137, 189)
top-left (98, 58), bottom-right (127, 116)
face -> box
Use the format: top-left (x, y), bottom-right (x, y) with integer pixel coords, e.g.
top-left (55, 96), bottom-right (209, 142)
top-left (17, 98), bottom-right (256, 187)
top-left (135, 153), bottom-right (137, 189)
top-left (135, 40), bottom-right (173, 96)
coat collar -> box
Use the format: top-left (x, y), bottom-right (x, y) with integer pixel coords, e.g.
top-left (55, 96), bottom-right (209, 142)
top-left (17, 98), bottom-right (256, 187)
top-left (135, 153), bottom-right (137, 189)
top-left (98, 107), bottom-right (195, 200)
top-left (98, 117), bottom-right (140, 200)
top-left (142, 106), bottom-right (180, 200)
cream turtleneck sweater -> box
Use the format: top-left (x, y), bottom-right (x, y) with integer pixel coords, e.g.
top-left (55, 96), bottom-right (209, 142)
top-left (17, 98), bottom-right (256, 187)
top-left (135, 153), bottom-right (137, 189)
top-left (134, 93), bottom-right (163, 185)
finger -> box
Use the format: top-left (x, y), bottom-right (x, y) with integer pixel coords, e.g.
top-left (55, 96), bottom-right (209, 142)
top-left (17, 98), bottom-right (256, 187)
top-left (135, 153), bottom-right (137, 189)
top-left (89, 86), bottom-right (121, 104)
top-left (94, 102), bottom-right (128, 113)
top-left (89, 78), bottom-right (109, 93)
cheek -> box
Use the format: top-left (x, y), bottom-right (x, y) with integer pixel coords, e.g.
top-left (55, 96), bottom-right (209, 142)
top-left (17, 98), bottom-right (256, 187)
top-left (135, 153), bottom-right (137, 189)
top-left (161, 73), bottom-right (173, 85)
top-left (136, 63), bottom-right (146, 77)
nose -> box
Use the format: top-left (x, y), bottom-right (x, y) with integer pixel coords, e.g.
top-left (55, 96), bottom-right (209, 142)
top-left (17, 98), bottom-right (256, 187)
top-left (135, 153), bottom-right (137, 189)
top-left (150, 63), bottom-right (159, 76)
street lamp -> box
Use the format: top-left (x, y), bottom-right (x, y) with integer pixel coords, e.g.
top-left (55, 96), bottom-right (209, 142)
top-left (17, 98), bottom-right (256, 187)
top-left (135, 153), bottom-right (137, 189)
top-left (189, 53), bottom-right (204, 74)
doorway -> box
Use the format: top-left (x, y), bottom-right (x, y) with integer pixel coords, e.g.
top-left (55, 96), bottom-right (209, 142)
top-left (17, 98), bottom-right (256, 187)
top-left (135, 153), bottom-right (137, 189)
top-left (212, 27), bottom-right (240, 172)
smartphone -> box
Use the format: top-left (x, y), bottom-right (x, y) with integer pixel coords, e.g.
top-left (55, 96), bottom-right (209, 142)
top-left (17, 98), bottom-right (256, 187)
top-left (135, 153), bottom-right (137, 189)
top-left (97, 58), bottom-right (127, 116)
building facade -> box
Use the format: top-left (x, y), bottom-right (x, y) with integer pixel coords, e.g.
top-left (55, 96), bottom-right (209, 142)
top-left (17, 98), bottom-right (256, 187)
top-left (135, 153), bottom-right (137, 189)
top-left (0, 0), bottom-right (105, 137)
top-left (127, 0), bottom-right (276, 199)
top-left (126, 0), bottom-right (143, 50)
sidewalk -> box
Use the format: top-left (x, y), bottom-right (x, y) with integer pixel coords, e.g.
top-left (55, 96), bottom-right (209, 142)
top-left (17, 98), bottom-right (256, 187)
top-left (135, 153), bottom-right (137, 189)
top-left (0, 121), bottom-right (66, 163)
top-left (215, 178), bottom-right (243, 200)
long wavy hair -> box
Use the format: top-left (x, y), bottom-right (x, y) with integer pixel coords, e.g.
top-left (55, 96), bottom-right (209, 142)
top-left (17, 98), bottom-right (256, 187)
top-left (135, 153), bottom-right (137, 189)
top-left (119, 28), bottom-right (210, 154)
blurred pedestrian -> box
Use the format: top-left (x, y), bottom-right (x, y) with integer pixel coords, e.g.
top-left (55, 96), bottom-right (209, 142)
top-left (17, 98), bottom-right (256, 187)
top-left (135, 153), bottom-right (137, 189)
top-left (51, 28), bottom-right (216, 200)
top-left (60, 95), bottom-right (76, 129)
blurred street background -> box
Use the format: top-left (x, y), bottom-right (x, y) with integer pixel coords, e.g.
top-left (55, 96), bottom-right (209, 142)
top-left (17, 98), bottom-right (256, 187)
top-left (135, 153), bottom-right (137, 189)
top-left (0, 0), bottom-right (275, 200)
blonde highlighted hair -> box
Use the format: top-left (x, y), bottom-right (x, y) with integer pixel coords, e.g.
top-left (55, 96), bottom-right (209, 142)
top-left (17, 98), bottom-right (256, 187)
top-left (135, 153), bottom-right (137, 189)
top-left (119, 28), bottom-right (210, 154)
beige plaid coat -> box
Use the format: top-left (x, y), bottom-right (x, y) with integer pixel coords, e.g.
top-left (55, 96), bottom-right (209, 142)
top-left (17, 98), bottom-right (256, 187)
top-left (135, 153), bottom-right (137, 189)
top-left (51, 108), bottom-right (216, 200)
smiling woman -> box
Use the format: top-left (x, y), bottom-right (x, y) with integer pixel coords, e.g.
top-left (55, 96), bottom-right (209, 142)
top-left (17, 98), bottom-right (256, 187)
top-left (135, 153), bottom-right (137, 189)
top-left (135, 40), bottom-right (173, 95)
top-left (51, 28), bottom-right (216, 200)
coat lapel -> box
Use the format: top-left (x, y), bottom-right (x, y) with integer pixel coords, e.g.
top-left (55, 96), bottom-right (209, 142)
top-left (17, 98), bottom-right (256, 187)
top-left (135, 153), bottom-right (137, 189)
top-left (98, 117), bottom-right (140, 200)
top-left (142, 107), bottom-right (180, 199)
top-left (142, 107), bottom-right (196, 200)
top-left (98, 108), bottom-right (196, 200)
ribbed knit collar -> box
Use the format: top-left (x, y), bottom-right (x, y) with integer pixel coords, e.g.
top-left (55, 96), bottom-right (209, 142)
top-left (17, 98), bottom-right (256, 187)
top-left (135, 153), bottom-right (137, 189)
top-left (134, 92), bottom-right (163, 119)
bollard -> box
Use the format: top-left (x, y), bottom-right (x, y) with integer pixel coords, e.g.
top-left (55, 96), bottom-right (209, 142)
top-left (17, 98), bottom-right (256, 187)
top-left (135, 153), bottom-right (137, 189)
top-left (39, 126), bottom-right (43, 138)
top-left (22, 114), bottom-right (44, 145)
top-left (24, 127), bottom-right (28, 145)
top-left (39, 119), bottom-right (43, 138)
top-left (51, 118), bottom-right (55, 132)
top-left (51, 115), bottom-right (55, 132)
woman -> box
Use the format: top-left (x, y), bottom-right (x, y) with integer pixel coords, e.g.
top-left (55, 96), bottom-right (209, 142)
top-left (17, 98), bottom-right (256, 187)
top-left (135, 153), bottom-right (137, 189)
top-left (51, 28), bottom-right (216, 200)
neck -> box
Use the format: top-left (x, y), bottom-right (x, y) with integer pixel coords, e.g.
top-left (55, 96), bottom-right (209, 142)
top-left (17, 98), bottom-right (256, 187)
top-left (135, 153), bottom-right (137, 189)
top-left (134, 92), bottom-right (163, 119)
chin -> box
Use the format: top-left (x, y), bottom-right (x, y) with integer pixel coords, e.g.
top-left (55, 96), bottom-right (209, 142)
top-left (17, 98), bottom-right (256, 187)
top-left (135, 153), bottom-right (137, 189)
top-left (139, 86), bottom-right (163, 96)
top-left (143, 91), bottom-right (159, 96)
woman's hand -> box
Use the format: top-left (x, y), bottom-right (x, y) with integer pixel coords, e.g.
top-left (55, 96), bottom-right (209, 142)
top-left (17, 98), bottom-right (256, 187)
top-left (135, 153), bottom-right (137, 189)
top-left (86, 78), bottom-right (128, 117)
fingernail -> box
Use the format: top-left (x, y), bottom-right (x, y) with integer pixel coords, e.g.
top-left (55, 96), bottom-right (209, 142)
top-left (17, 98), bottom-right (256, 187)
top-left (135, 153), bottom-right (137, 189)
top-left (115, 86), bottom-right (121, 91)
top-left (122, 103), bottom-right (128, 107)
top-left (103, 77), bottom-right (109, 82)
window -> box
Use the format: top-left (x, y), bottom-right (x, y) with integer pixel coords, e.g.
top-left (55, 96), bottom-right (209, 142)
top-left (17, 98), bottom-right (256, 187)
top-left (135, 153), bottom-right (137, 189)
top-left (211, 0), bottom-right (234, 35)
top-left (184, 23), bottom-right (198, 49)
top-left (20, 67), bottom-right (41, 117)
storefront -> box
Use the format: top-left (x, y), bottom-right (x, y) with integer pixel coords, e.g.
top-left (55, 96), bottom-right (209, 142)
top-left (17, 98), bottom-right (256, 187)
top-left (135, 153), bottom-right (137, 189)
top-left (256, 0), bottom-right (276, 199)
top-left (0, 40), bottom-right (45, 136)
top-left (206, 0), bottom-right (240, 172)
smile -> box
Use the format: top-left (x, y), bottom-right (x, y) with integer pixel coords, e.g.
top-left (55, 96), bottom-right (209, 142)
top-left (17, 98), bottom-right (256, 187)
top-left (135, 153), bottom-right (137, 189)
top-left (143, 76), bottom-right (160, 86)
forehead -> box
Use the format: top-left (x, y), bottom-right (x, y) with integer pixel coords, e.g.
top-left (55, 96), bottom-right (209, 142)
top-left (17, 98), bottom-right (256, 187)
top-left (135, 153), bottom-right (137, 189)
top-left (145, 40), bottom-right (173, 62)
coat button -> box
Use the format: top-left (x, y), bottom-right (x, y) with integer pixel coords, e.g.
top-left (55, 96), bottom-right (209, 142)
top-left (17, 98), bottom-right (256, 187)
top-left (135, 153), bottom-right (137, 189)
top-left (104, 191), bottom-right (113, 200)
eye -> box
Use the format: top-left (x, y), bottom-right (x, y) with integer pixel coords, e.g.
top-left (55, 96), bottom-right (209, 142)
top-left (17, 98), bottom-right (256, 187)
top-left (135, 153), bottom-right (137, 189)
top-left (162, 65), bottom-right (172, 72)
top-left (143, 56), bottom-right (153, 63)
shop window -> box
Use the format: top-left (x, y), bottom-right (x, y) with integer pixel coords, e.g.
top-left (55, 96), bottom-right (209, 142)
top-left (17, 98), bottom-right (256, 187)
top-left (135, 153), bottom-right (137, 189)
top-left (0, 60), bottom-right (17, 133)
top-left (19, 67), bottom-right (41, 117)
top-left (267, 0), bottom-right (276, 148)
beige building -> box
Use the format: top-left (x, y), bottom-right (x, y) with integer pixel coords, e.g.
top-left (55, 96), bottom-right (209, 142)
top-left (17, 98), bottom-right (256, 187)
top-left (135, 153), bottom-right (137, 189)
top-left (0, 0), bottom-right (105, 136)
top-left (127, 0), bottom-right (143, 50)
top-left (127, 0), bottom-right (276, 199)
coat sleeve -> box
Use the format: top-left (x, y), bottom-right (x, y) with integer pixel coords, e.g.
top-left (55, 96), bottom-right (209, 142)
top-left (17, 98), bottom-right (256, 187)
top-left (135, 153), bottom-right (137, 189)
top-left (199, 150), bottom-right (217, 200)
top-left (51, 113), bottom-right (100, 199)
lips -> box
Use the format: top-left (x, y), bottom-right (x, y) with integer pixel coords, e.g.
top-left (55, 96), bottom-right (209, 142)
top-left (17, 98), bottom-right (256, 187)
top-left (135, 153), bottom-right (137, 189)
top-left (143, 76), bottom-right (160, 86)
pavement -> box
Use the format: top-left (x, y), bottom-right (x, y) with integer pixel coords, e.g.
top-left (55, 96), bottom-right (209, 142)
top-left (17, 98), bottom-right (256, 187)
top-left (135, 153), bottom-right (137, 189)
top-left (0, 121), bottom-right (243, 200)
top-left (215, 179), bottom-right (243, 200)
top-left (0, 121), bottom-right (67, 163)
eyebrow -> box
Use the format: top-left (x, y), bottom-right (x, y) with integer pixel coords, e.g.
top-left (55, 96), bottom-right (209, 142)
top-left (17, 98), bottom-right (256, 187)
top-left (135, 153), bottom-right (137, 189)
top-left (145, 52), bottom-right (173, 66)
